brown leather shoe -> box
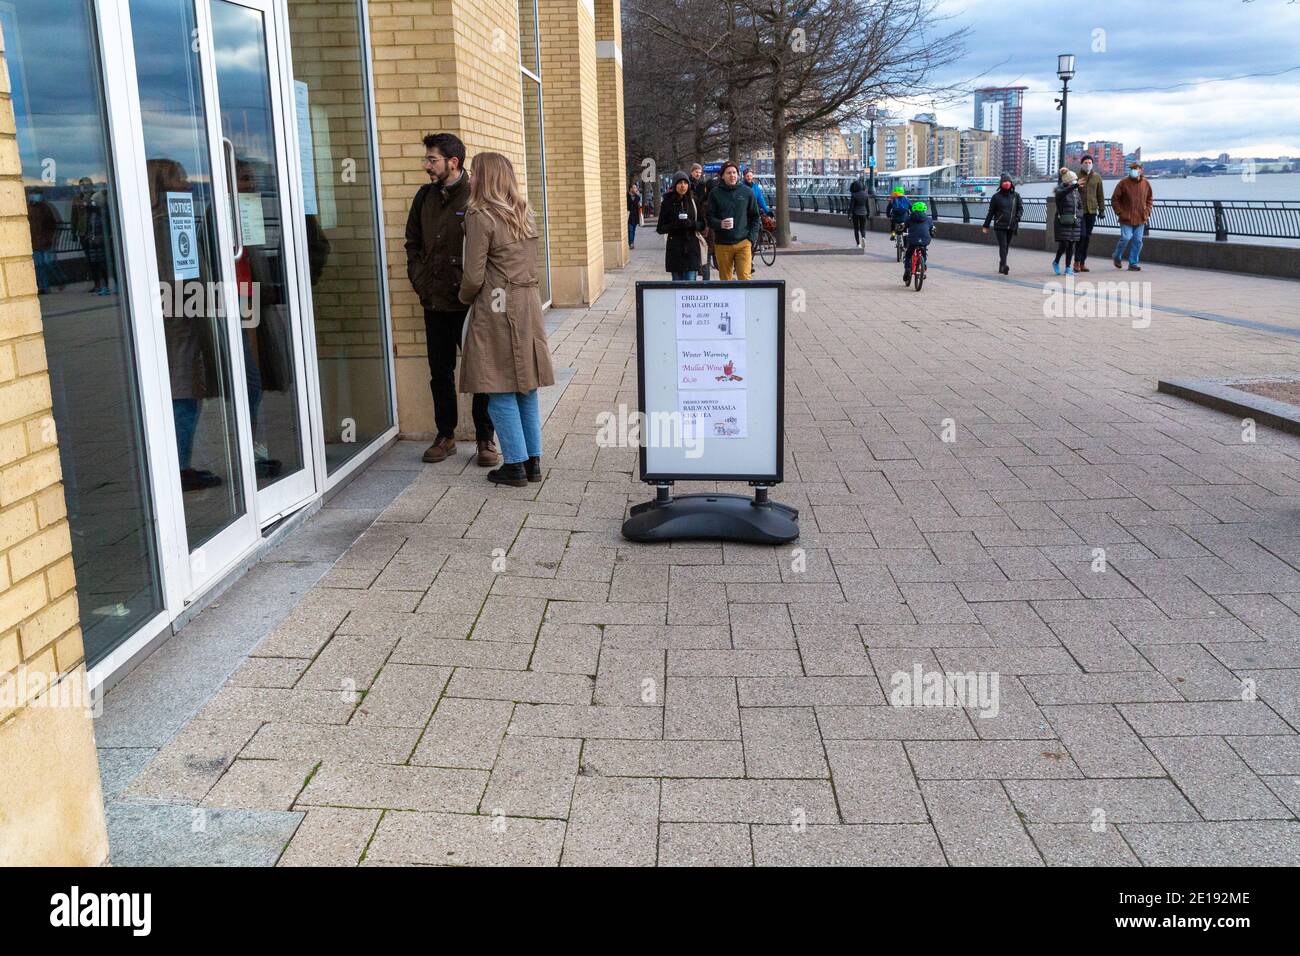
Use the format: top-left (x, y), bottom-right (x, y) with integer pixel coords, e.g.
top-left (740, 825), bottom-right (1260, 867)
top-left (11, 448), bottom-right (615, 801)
top-left (1076, 263), bottom-right (1090, 272)
top-left (476, 439), bottom-right (501, 467)
top-left (422, 436), bottom-right (455, 463)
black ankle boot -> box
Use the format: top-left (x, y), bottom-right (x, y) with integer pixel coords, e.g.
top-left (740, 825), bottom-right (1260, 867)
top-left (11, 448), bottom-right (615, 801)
top-left (525, 456), bottom-right (542, 483)
top-left (487, 462), bottom-right (528, 487)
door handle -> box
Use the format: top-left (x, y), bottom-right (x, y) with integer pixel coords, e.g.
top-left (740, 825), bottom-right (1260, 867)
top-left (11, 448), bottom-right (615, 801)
top-left (222, 136), bottom-right (244, 261)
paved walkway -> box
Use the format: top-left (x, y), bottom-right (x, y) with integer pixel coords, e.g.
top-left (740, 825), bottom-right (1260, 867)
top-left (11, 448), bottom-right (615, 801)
top-left (107, 226), bottom-right (1300, 865)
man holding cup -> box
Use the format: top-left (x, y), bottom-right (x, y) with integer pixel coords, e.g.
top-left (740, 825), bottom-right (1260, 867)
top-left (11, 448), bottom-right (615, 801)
top-left (705, 161), bottom-right (760, 280)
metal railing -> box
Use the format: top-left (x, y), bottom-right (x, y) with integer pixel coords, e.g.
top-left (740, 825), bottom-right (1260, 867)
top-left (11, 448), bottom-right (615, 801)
top-left (786, 193), bottom-right (1300, 242)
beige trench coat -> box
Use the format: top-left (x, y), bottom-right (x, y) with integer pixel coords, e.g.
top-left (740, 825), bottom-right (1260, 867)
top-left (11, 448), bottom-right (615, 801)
top-left (457, 208), bottom-right (555, 395)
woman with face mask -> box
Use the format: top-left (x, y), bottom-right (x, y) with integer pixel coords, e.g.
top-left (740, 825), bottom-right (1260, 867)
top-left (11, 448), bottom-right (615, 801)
top-left (1052, 167), bottom-right (1083, 275)
top-left (981, 174), bottom-right (1023, 275)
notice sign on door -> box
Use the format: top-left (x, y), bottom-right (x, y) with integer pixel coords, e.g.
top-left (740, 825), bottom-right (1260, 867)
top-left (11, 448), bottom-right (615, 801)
top-left (167, 191), bottom-right (199, 280)
top-left (637, 281), bottom-right (783, 482)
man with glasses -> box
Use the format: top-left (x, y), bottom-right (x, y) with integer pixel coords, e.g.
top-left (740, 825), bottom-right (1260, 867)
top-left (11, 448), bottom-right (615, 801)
top-left (405, 132), bottom-right (498, 465)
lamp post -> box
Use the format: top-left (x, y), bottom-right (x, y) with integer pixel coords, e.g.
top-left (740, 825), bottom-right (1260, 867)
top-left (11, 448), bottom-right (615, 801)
top-left (1055, 54), bottom-right (1075, 171)
top-left (866, 104), bottom-right (878, 195)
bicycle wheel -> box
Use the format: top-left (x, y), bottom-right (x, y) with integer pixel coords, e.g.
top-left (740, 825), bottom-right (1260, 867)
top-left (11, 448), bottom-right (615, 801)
top-left (913, 252), bottom-right (926, 291)
top-left (895, 235), bottom-right (904, 262)
top-left (759, 229), bottom-right (776, 266)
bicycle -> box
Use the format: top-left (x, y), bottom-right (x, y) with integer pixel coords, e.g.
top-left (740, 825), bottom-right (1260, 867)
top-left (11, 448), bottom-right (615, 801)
top-left (755, 213), bottom-right (777, 267)
top-left (893, 226), bottom-right (906, 262)
top-left (907, 245), bottom-right (928, 291)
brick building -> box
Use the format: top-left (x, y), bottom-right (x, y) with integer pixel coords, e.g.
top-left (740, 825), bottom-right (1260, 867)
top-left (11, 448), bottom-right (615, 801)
top-left (0, 0), bottom-right (626, 865)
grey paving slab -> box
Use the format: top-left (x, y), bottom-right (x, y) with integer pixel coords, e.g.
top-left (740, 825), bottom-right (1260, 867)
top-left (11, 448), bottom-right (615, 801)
top-left (1118, 701), bottom-right (1292, 737)
top-left (481, 736), bottom-right (581, 819)
top-left (1004, 779), bottom-right (1200, 824)
top-left (507, 703), bottom-right (662, 739)
top-left (411, 698), bottom-right (514, 770)
top-left (297, 762), bottom-right (488, 813)
top-left (826, 741), bottom-right (928, 823)
top-left (1041, 704), bottom-right (1165, 778)
top-left (921, 780), bottom-right (1043, 866)
top-left (106, 802), bottom-right (302, 867)
top-left (1144, 736), bottom-right (1292, 820)
top-left (659, 823), bottom-right (753, 866)
top-left (580, 740), bottom-right (745, 778)
top-left (659, 779), bottom-right (840, 824)
top-left (365, 810), bottom-right (566, 866)
top-left (751, 823), bottom-right (946, 866)
top-left (278, 807), bottom-right (381, 867)
top-left (905, 741), bottom-right (1081, 779)
top-left (1119, 822), bottom-right (1300, 866)
top-left (740, 707), bottom-right (829, 778)
top-left (664, 677), bottom-right (740, 740)
top-left (1027, 824), bottom-right (1141, 866)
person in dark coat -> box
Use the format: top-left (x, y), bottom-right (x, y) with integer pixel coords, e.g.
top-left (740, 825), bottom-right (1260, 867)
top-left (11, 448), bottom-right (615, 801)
top-left (981, 174), bottom-right (1024, 275)
top-left (900, 201), bottom-right (935, 284)
top-left (848, 174), bottom-right (871, 247)
top-left (627, 183), bottom-right (642, 248)
top-left (657, 171), bottom-right (706, 280)
top-left (1052, 167), bottom-right (1083, 275)
top-left (688, 163), bottom-right (712, 279)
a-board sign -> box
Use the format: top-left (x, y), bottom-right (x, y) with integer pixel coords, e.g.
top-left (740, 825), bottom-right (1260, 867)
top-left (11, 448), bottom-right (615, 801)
top-left (635, 280), bottom-right (784, 484)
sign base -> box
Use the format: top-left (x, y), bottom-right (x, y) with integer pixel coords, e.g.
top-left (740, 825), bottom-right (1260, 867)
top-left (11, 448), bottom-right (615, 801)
top-left (622, 491), bottom-right (799, 544)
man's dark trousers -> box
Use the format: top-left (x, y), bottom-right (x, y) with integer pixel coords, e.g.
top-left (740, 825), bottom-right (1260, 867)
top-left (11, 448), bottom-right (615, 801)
top-left (424, 307), bottom-right (493, 441)
top-left (1077, 213), bottom-right (1098, 264)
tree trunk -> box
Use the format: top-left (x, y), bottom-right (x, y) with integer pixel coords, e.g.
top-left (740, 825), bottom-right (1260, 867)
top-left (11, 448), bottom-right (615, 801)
top-left (774, 126), bottom-right (790, 247)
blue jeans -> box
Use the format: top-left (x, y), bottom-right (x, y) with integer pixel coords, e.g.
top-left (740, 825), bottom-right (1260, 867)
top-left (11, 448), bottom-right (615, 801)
top-left (33, 250), bottom-right (55, 291)
top-left (671, 271), bottom-right (697, 281)
top-left (628, 221), bottom-right (637, 246)
top-left (487, 391), bottom-right (542, 465)
top-left (173, 398), bottom-right (201, 470)
top-left (1114, 223), bottom-right (1145, 265)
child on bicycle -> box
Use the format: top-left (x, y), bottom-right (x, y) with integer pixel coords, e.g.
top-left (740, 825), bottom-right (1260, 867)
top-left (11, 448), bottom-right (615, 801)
top-left (887, 187), bottom-right (911, 238)
top-left (901, 201), bottom-right (935, 283)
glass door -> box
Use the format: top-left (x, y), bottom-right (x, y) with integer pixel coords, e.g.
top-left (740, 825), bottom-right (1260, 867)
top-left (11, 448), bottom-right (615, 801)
top-left (208, 0), bottom-right (315, 522)
top-left (123, 0), bottom-right (315, 601)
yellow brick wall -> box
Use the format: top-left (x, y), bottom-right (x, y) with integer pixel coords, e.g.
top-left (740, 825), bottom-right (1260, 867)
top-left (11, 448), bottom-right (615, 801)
top-left (595, 0), bottom-right (627, 269)
top-left (0, 20), bottom-right (108, 867)
top-left (369, 0), bottom-right (527, 435)
top-left (538, 0), bottom-right (605, 306)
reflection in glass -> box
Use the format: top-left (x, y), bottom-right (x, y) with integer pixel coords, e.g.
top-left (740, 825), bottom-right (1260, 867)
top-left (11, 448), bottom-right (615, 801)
top-left (130, 0), bottom-right (245, 547)
top-left (7, 0), bottom-right (162, 665)
top-left (518, 0), bottom-right (540, 76)
top-left (521, 75), bottom-right (551, 304)
top-left (211, 0), bottom-right (304, 490)
top-left (287, 0), bottom-right (393, 472)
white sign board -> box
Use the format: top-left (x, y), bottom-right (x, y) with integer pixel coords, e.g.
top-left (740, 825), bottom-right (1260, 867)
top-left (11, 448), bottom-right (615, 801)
top-left (294, 80), bottom-right (319, 217)
top-left (638, 281), bottom-right (783, 481)
top-left (166, 191), bottom-right (199, 280)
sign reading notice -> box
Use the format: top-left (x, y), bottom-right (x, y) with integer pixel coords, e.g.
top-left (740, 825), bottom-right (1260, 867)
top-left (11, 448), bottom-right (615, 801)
top-left (166, 191), bottom-right (199, 280)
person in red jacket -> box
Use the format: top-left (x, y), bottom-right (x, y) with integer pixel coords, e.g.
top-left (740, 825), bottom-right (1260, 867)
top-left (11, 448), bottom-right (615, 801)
top-left (1110, 161), bottom-right (1154, 271)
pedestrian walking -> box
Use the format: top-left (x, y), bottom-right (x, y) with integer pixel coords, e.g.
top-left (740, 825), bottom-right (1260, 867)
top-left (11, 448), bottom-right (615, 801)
top-left (657, 171), bottom-right (706, 281)
top-left (1074, 154), bottom-right (1106, 271)
top-left (458, 152), bottom-right (555, 488)
top-left (689, 163), bottom-right (712, 279)
top-left (705, 161), bottom-right (760, 280)
top-left (1111, 161), bottom-right (1153, 271)
top-left (627, 182), bottom-right (642, 248)
top-left (981, 174), bottom-right (1023, 275)
top-left (1052, 167), bottom-right (1083, 275)
top-left (406, 131), bottom-right (499, 466)
top-left (848, 172), bottom-right (871, 247)
top-left (743, 168), bottom-right (772, 216)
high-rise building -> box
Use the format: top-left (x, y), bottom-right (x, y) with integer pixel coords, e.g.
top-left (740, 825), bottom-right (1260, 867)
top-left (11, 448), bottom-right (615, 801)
top-left (974, 87), bottom-right (1027, 177)
top-left (1088, 141), bottom-right (1126, 176)
top-left (1064, 140), bottom-right (1086, 167)
top-left (1032, 134), bottom-right (1061, 176)
top-left (959, 128), bottom-right (1001, 178)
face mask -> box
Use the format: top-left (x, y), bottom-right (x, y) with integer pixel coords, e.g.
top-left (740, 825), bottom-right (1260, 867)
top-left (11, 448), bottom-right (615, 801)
top-left (1000, 182), bottom-right (1011, 190)
top-left (1082, 164), bottom-right (1092, 173)
top-left (30, 193), bottom-right (42, 202)
top-left (1129, 169), bottom-right (1140, 179)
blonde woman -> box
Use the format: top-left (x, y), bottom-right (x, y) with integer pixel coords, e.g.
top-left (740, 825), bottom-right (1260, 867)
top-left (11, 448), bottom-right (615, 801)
top-left (458, 152), bottom-right (555, 487)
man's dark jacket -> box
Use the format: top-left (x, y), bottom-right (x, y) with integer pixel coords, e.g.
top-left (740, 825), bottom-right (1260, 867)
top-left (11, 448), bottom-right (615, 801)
top-left (405, 173), bottom-right (469, 311)
top-left (706, 182), bottom-right (760, 245)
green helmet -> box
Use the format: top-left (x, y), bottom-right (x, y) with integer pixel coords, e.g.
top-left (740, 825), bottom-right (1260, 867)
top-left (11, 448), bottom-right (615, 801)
top-left (891, 186), bottom-right (905, 195)
top-left (911, 201), bottom-right (928, 213)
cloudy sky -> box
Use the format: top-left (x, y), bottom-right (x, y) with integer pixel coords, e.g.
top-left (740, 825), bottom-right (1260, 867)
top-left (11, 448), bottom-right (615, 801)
top-left (883, 0), bottom-right (1300, 159)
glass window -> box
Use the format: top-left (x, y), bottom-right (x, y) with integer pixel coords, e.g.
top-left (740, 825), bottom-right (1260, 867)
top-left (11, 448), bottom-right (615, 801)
top-left (286, 0), bottom-right (393, 473)
top-left (129, 0), bottom-right (248, 548)
top-left (4, 0), bottom-right (163, 665)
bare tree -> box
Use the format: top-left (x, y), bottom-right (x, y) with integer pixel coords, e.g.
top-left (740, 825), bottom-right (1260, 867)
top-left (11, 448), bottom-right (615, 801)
top-left (626, 0), bottom-right (967, 245)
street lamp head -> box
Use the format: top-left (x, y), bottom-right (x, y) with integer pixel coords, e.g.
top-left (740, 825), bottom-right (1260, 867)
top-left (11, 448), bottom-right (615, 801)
top-left (1057, 54), bottom-right (1076, 80)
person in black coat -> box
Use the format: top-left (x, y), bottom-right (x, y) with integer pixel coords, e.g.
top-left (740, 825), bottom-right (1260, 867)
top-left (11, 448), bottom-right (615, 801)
top-left (847, 174), bottom-right (871, 246)
top-left (627, 183), bottom-right (641, 249)
top-left (657, 170), bottom-right (707, 280)
top-left (981, 174), bottom-right (1024, 275)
